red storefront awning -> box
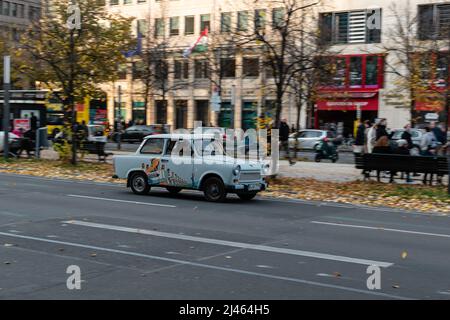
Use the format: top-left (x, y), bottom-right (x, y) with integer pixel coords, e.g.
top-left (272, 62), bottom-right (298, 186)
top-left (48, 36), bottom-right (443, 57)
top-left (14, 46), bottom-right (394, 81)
top-left (316, 92), bottom-right (379, 111)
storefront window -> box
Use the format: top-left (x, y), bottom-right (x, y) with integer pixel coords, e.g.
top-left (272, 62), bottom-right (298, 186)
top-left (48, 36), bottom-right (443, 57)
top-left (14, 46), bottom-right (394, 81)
top-left (365, 56), bottom-right (378, 86)
top-left (349, 57), bottom-right (363, 87)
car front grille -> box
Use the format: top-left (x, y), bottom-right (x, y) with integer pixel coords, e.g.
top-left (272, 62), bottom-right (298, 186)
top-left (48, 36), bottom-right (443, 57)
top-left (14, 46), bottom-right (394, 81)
top-left (240, 171), bottom-right (261, 182)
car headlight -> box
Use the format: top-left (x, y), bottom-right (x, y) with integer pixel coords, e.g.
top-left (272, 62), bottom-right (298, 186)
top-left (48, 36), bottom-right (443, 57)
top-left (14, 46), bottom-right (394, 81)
top-left (233, 165), bottom-right (241, 176)
top-left (262, 163), bottom-right (270, 175)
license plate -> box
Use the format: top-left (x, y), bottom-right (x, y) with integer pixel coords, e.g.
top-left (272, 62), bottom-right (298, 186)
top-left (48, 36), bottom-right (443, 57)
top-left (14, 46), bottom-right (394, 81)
top-left (248, 184), bottom-right (260, 191)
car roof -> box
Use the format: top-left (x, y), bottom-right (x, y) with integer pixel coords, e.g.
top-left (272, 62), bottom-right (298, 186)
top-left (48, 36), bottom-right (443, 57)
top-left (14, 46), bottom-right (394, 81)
top-left (144, 133), bottom-right (216, 140)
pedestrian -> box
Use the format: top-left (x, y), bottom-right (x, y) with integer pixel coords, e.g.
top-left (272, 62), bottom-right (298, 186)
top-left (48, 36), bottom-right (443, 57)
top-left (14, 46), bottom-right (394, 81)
top-left (30, 112), bottom-right (38, 131)
top-left (431, 122), bottom-right (446, 145)
top-left (354, 120), bottom-right (369, 154)
top-left (420, 127), bottom-right (437, 156)
top-left (279, 118), bottom-right (295, 166)
top-left (401, 123), bottom-right (413, 149)
top-left (376, 118), bottom-right (389, 141)
top-left (366, 120), bottom-right (378, 153)
top-left (372, 136), bottom-right (392, 154)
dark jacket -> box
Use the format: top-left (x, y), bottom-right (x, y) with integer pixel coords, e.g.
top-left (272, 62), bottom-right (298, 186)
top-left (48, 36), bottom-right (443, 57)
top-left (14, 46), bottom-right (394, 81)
top-left (394, 147), bottom-right (410, 155)
top-left (401, 130), bottom-right (413, 149)
top-left (376, 125), bottom-right (389, 141)
top-left (355, 124), bottom-right (366, 146)
top-left (279, 122), bottom-right (290, 142)
top-left (432, 127), bottom-right (446, 145)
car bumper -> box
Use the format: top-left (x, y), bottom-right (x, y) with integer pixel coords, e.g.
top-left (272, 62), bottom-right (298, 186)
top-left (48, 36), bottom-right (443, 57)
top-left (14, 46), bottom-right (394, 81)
top-left (227, 182), bottom-right (267, 193)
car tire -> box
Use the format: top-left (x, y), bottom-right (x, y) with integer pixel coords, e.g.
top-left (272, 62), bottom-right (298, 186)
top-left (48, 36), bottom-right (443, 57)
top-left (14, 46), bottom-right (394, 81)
top-left (237, 192), bottom-right (257, 201)
top-left (203, 177), bottom-right (227, 202)
top-left (130, 172), bottom-right (151, 195)
top-left (332, 154), bottom-right (339, 163)
top-left (166, 187), bottom-right (182, 195)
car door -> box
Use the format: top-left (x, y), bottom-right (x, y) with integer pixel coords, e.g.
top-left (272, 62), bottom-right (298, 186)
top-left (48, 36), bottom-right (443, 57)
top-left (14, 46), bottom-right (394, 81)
top-left (137, 137), bottom-right (166, 185)
top-left (159, 138), bottom-right (194, 188)
top-left (296, 131), bottom-right (308, 149)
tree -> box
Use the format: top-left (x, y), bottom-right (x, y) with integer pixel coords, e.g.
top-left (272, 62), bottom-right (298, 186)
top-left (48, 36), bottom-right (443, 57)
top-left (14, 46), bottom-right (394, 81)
top-left (230, 0), bottom-right (320, 128)
top-left (18, 0), bottom-right (134, 164)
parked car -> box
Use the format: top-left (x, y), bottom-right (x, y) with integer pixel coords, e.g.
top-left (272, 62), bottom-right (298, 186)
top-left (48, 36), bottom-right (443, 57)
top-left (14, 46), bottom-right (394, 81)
top-left (289, 130), bottom-right (336, 150)
top-left (87, 125), bottom-right (107, 143)
top-left (390, 128), bottom-right (424, 154)
top-left (111, 125), bottom-right (170, 143)
top-left (113, 134), bottom-right (268, 202)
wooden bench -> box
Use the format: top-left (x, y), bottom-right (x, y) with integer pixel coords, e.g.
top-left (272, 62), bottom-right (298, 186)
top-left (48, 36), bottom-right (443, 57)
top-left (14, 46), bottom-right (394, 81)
top-left (355, 153), bottom-right (448, 185)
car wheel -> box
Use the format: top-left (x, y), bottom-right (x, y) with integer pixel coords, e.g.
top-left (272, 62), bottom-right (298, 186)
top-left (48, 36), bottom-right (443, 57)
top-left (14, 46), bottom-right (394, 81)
top-left (237, 192), bottom-right (257, 201)
top-left (166, 187), bottom-right (182, 195)
top-left (130, 172), bottom-right (151, 195)
top-left (203, 177), bottom-right (227, 202)
top-left (332, 154), bottom-right (339, 163)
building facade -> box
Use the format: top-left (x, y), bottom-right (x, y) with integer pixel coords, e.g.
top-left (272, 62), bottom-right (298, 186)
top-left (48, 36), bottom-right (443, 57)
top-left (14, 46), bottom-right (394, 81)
top-left (0, 0), bottom-right (41, 36)
top-left (103, 0), bottom-right (450, 134)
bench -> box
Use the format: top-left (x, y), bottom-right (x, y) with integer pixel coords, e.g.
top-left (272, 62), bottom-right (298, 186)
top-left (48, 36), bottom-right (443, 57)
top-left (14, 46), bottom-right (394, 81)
top-left (79, 141), bottom-right (113, 162)
top-left (355, 153), bottom-right (448, 185)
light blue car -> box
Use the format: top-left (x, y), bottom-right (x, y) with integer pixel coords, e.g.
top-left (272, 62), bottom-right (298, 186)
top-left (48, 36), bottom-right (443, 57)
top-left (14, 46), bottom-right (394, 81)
top-left (113, 134), bottom-right (268, 202)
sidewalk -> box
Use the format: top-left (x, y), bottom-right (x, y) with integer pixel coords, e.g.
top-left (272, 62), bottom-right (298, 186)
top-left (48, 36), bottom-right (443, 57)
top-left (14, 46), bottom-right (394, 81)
top-left (278, 160), bottom-right (360, 182)
top-left (38, 148), bottom-right (361, 182)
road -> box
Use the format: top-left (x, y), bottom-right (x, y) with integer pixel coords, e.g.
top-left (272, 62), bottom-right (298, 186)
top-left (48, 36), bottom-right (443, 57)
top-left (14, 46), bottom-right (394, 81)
top-left (106, 143), bottom-right (355, 164)
top-left (0, 173), bottom-right (450, 299)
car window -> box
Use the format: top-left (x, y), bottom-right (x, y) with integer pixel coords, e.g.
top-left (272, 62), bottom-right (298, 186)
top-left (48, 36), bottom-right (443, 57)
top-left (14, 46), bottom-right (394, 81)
top-left (304, 131), bottom-right (322, 138)
top-left (126, 126), bottom-right (137, 131)
top-left (297, 132), bottom-right (307, 138)
top-left (166, 139), bottom-right (191, 157)
top-left (140, 138), bottom-right (165, 155)
top-left (411, 130), bottom-right (420, 138)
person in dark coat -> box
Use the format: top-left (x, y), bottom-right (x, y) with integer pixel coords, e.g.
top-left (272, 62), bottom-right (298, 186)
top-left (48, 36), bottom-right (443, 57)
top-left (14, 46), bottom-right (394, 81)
top-left (30, 112), bottom-right (38, 131)
top-left (279, 118), bottom-right (295, 165)
top-left (372, 136), bottom-right (392, 154)
top-left (401, 123), bottom-right (413, 149)
top-left (376, 118), bottom-right (389, 141)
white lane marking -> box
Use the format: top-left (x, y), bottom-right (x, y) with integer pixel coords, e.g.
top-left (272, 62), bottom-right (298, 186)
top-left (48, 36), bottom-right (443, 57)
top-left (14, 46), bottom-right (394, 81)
top-left (62, 220), bottom-right (393, 268)
top-left (66, 195), bottom-right (176, 208)
top-left (311, 221), bottom-right (450, 239)
top-left (0, 231), bottom-right (409, 299)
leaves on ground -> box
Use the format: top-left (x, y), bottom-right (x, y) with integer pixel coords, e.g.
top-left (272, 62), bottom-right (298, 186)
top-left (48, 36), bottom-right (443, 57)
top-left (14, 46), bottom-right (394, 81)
top-left (1, 159), bottom-right (449, 213)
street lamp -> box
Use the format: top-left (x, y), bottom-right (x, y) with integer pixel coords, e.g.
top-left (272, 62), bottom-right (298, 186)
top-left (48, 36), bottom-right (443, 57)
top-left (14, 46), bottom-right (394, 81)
top-left (116, 85), bottom-right (122, 151)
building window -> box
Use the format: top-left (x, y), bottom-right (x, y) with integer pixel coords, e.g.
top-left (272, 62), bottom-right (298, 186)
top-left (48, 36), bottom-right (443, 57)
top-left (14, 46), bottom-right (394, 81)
top-left (155, 60), bottom-right (168, 80)
top-left (418, 3), bottom-right (450, 40)
top-left (272, 8), bottom-right (285, 29)
top-left (238, 11), bottom-right (248, 32)
top-left (3, 1), bottom-right (10, 16)
top-left (254, 9), bottom-right (266, 31)
top-left (221, 58), bottom-right (236, 78)
top-left (319, 9), bottom-right (382, 44)
top-left (170, 17), bottom-right (180, 36)
top-left (243, 57), bottom-right (259, 77)
top-left (174, 60), bottom-right (189, 80)
top-left (118, 64), bottom-right (127, 80)
top-left (124, 0), bottom-right (132, 4)
top-left (137, 19), bottom-right (147, 36)
top-left (185, 16), bottom-right (194, 35)
top-left (200, 14), bottom-right (210, 32)
top-left (195, 60), bottom-right (209, 79)
top-left (155, 18), bottom-right (165, 37)
top-left (110, 0), bottom-right (119, 5)
top-left (318, 55), bottom-right (384, 89)
top-left (221, 12), bottom-right (232, 33)
top-left (132, 61), bottom-right (145, 80)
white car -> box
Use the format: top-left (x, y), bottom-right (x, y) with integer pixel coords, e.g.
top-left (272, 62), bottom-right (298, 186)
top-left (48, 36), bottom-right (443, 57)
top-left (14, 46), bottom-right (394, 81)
top-left (113, 134), bottom-right (268, 202)
top-left (289, 130), bottom-right (335, 150)
top-left (0, 132), bottom-right (21, 153)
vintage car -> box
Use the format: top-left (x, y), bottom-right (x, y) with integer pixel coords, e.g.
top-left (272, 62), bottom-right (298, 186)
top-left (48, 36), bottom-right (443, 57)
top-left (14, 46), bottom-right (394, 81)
top-left (113, 134), bottom-right (268, 202)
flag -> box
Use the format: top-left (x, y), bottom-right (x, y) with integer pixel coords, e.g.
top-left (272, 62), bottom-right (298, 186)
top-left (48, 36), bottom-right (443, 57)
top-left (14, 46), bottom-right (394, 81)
top-left (123, 32), bottom-right (143, 58)
top-left (183, 28), bottom-right (208, 58)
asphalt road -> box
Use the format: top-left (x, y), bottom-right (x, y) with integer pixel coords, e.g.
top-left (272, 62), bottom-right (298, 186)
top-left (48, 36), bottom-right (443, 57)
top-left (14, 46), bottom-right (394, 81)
top-left (106, 143), bottom-right (355, 164)
top-left (0, 173), bottom-right (450, 300)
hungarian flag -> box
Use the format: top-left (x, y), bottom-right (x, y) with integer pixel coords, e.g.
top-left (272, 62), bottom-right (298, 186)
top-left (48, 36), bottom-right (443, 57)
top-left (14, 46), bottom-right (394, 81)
top-left (183, 28), bottom-right (208, 58)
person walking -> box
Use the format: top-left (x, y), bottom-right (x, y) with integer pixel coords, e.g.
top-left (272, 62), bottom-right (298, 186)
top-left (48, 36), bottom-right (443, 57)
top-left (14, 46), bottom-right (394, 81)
top-left (366, 121), bottom-right (378, 153)
top-left (279, 118), bottom-right (295, 166)
top-left (376, 118), bottom-right (389, 141)
top-left (30, 112), bottom-right (38, 131)
top-left (354, 120), bottom-right (369, 154)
